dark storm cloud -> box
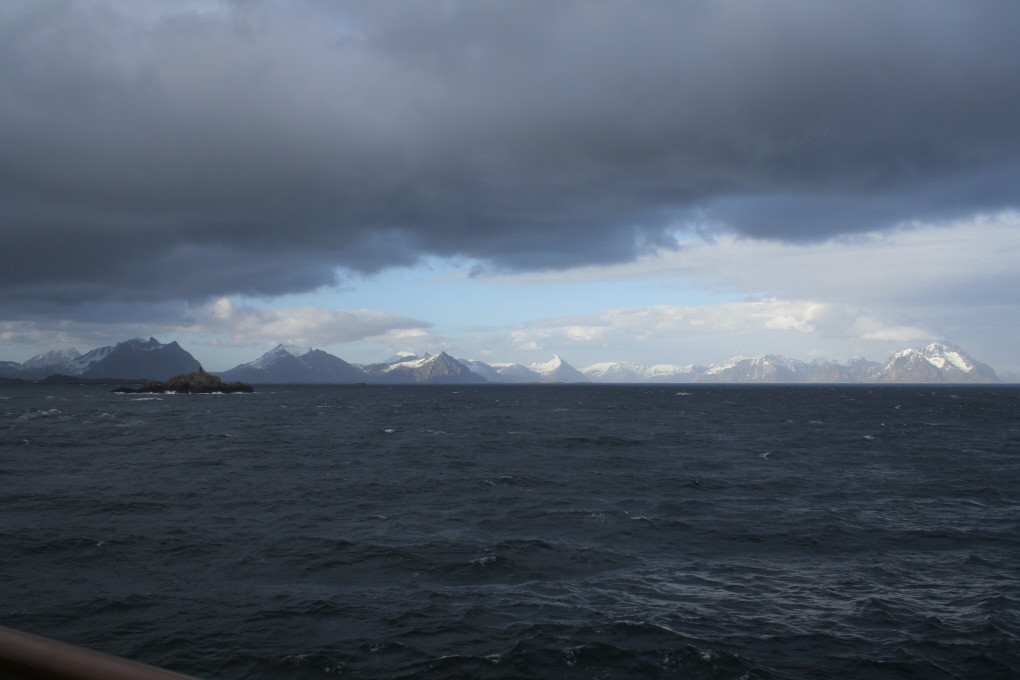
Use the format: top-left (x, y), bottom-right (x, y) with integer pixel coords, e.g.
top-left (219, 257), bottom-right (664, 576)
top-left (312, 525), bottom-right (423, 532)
top-left (1, 0), bottom-right (1019, 308)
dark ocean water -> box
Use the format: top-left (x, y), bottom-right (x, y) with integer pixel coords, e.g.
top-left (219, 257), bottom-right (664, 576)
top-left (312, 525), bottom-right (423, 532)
top-left (1, 383), bottom-right (1019, 680)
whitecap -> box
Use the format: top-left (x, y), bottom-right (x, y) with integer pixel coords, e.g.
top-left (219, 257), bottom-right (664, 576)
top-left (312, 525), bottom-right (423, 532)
top-left (470, 554), bottom-right (498, 566)
top-left (17, 408), bottom-right (62, 420)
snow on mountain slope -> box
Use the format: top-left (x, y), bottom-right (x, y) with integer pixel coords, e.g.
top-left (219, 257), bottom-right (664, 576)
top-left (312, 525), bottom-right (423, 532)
top-left (63, 344), bottom-right (116, 375)
top-left (23, 348), bottom-right (81, 370)
top-left (875, 342), bottom-right (998, 383)
top-left (459, 359), bottom-right (503, 381)
top-left (247, 345), bottom-right (299, 370)
top-left (529, 355), bottom-right (566, 375)
top-left (643, 364), bottom-right (705, 382)
top-left (701, 356), bottom-right (754, 376)
top-left (376, 352), bottom-right (483, 383)
top-left (383, 354), bottom-right (440, 371)
top-left (493, 363), bottom-right (542, 382)
top-left (582, 362), bottom-right (645, 383)
top-left (697, 355), bottom-right (807, 383)
top-left (528, 355), bottom-right (589, 382)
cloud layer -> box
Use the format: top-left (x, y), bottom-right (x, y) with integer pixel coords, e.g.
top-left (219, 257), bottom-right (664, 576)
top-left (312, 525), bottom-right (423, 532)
top-left (0, 296), bottom-right (429, 359)
top-left (2, 0), bottom-right (1019, 310)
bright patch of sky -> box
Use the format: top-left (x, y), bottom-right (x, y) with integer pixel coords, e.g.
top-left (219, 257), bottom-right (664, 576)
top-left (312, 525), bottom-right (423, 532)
top-left (280, 260), bottom-right (725, 329)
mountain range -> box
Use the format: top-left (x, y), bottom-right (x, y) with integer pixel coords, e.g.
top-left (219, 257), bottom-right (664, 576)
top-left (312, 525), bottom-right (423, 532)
top-left (0, 337), bottom-right (201, 381)
top-left (0, 339), bottom-right (1004, 384)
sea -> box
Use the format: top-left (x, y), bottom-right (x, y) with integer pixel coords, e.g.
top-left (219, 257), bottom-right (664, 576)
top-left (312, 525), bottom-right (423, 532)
top-left (1, 383), bottom-right (1018, 680)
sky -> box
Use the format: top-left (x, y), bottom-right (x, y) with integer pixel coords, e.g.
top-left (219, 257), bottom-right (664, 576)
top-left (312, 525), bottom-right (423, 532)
top-left (1, 0), bottom-right (1019, 374)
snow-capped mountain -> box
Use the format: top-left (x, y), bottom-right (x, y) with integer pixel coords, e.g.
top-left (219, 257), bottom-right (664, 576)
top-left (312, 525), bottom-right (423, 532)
top-left (528, 355), bottom-right (589, 382)
top-left (683, 344), bottom-right (998, 384)
top-left (492, 363), bottom-right (543, 383)
top-left (219, 345), bottom-right (367, 383)
top-left (356, 343), bottom-right (1000, 385)
top-left (0, 348), bottom-right (83, 379)
top-left (372, 352), bottom-right (484, 384)
top-left (222, 348), bottom-right (481, 384)
top-left (0, 339), bottom-right (1005, 385)
top-left (23, 348), bottom-right (81, 370)
top-left (582, 362), bottom-right (646, 383)
top-left (874, 342), bottom-right (999, 383)
top-left (0, 339), bottom-right (197, 380)
top-left (73, 338), bottom-right (202, 380)
top-left (14, 338), bottom-right (203, 380)
top-left (643, 364), bottom-right (706, 383)
top-left (60, 344), bottom-right (116, 375)
top-left (581, 362), bottom-right (707, 383)
top-left (803, 357), bottom-right (881, 383)
top-left (695, 355), bottom-right (809, 383)
top-left (460, 359), bottom-right (504, 382)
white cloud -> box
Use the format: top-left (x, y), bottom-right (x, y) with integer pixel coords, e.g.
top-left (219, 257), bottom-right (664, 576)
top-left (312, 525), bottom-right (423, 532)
top-left (480, 211), bottom-right (1020, 307)
top-left (200, 298), bottom-right (429, 346)
top-left (513, 299), bottom-right (932, 345)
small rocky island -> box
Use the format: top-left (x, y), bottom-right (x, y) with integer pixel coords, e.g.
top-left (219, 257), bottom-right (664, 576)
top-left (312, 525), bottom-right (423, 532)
top-left (113, 371), bottom-right (254, 394)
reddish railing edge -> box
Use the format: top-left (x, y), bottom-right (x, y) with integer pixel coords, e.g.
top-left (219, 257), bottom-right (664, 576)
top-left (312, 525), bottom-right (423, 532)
top-left (0, 625), bottom-right (205, 680)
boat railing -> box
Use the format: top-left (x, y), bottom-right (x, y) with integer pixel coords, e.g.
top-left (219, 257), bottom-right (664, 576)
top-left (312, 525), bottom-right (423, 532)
top-left (0, 624), bottom-right (203, 680)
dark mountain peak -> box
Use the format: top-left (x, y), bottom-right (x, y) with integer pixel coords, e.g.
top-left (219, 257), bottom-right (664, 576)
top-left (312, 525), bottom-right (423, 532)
top-left (68, 337), bottom-right (203, 380)
top-left (219, 345), bottom-right (367, 383)
top-left (374, 351), bottom-right (484, 384)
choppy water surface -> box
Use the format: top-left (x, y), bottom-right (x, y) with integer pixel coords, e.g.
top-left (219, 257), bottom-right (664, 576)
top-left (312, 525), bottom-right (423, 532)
top-left (1, 384), bottom-right (1019, 679)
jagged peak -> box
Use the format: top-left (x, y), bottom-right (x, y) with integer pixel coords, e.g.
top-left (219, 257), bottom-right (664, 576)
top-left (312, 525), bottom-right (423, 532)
top-left (529, 354), bottom-right (569, 373)
top-left (119, 336), bottom-right (162, 348)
